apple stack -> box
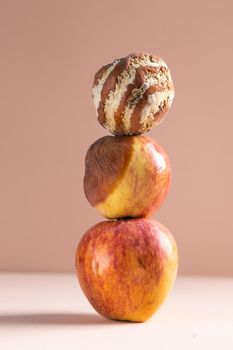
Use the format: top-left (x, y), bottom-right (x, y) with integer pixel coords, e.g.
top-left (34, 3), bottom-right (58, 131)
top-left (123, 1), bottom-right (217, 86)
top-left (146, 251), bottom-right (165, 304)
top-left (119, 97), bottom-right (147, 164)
top-left (76, 53), bottom-right (178, 322)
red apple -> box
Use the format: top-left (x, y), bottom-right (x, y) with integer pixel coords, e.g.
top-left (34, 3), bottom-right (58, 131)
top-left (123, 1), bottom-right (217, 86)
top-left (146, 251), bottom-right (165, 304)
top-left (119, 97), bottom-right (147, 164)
top-left (76, 218), bottom-right (178, 322)
top-left (84, 135), bottom-right (171, 219)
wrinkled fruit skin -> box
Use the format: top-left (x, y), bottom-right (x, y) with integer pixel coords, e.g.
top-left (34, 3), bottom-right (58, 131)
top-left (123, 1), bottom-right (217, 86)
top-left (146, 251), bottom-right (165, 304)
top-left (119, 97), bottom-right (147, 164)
top-left (92, 52), bottom-right (174, 135)
top-left (84, 135), bottom-right (171, 219)
top-left (76, 219), bottom-right (178, 322)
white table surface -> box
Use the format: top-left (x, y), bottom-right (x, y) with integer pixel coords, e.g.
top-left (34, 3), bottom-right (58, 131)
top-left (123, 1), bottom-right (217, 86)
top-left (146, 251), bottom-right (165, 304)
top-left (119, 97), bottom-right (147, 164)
top-left (0, 273), bottom-right (232, 350)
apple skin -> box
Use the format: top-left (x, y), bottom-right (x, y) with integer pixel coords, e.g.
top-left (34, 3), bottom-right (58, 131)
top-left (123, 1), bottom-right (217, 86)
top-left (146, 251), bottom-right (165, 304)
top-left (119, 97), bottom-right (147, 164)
top-left (76, 219), bottom-right (178, 322)
top-left (84, 135), bottom-right (171, 219)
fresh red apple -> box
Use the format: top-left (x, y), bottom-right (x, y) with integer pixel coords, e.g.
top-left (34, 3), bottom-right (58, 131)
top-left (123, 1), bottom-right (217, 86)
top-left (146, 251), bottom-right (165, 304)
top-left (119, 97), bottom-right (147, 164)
top-left (84, 135), bottom-right (171, 219)
top-left (76, 218), bottom-right (178, 322)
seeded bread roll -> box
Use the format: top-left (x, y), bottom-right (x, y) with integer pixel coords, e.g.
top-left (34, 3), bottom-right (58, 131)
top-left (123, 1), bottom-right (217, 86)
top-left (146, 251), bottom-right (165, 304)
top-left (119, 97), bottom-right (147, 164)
top-left (93, 52), bottom-right (174, 135)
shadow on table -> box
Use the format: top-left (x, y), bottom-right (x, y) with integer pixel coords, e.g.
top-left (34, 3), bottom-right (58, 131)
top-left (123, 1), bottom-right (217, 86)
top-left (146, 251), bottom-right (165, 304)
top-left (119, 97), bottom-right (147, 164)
top-left (0, 312), bottom-right (118, 326)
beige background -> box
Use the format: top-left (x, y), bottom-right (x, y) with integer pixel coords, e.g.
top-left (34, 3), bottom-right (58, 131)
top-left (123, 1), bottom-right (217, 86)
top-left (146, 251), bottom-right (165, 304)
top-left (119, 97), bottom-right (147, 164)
top-left (0, 0), bottom-right (232, 275)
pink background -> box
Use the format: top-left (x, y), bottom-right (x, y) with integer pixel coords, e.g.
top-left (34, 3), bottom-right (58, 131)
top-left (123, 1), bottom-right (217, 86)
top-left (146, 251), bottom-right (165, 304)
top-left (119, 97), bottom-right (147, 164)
top-left (0, 0), bottom-right (232, 275)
